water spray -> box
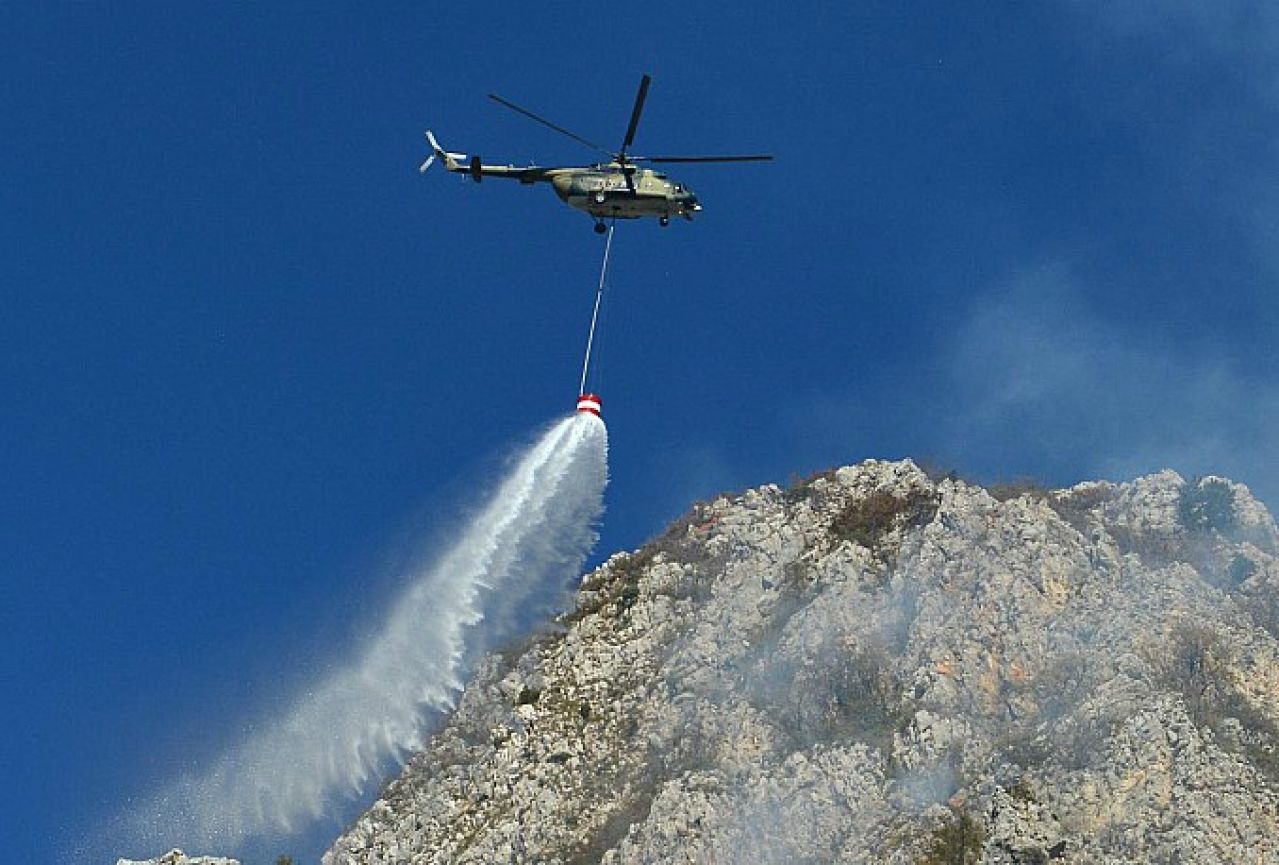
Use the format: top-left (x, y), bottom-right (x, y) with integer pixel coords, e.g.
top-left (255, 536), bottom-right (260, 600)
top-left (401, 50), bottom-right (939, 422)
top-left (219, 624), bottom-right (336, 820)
top-left (119, 212), bottom-right (625, 861)
top-left (122, 412), bottom-right (608, 853)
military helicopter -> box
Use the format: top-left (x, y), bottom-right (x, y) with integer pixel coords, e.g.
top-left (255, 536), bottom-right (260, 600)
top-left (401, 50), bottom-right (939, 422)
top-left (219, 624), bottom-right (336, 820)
top-left (419, 75), bottom-right (772, 233)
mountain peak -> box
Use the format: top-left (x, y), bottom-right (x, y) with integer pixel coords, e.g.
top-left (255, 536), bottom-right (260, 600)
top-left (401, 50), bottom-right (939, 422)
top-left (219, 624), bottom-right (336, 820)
top-left (326, 459), bottom-right (1279, 864)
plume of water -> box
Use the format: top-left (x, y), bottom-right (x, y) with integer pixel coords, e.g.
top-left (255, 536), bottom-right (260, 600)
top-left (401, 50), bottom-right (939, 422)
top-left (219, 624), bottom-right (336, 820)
top-left (125, 412), bottom-right (608, 850)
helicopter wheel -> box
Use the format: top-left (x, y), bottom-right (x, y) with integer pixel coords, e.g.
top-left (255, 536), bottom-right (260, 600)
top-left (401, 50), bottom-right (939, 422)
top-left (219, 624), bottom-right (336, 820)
top-left (594, 221), bottom-right (607, 235)
top-left (659, 216), bottom-right (670, 227)
top-left (593, 191), bottom-right (607, 204)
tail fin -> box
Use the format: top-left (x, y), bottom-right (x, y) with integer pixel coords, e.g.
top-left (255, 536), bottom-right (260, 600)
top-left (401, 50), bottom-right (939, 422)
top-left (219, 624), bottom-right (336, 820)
top-left (420, 130), bottom-right (465, 173)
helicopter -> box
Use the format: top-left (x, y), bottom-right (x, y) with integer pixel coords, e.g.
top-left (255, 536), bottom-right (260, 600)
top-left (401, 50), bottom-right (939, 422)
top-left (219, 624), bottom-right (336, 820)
top-left (419, 74), bottom-right (772, 233)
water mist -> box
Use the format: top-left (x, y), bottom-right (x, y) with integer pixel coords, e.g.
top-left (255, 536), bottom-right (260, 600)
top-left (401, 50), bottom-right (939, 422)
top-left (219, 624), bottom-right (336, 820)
top-left (122, 412), bottom-right (608, 851)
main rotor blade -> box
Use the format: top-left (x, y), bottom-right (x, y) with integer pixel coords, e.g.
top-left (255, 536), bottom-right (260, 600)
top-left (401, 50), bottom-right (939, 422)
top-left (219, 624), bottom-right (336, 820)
top-left (620, 74), bottom-right (651, 154)
top-left (487, 93), bottom-right (611, 158)
top-left (637, 154), bottom-right (775, 163)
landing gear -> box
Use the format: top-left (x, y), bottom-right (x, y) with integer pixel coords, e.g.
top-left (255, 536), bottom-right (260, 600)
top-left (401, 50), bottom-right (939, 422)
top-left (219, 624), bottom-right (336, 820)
top-left (659, 216), bottom-right (670, 227)
top-left (594, 221), bottom-right (607, 235)
top-left (593, 190), bottom-right (607, 204)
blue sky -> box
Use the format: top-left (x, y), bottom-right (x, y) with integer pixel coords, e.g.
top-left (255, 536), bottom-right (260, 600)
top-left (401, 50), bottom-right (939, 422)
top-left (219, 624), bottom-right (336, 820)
top-left (3, 2), bottom-right (1276, 862)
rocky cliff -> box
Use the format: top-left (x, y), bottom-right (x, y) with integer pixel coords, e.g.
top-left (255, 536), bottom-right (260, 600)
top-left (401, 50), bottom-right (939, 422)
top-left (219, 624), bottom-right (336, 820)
top-left (324, 460), bottom-right (1279, 864)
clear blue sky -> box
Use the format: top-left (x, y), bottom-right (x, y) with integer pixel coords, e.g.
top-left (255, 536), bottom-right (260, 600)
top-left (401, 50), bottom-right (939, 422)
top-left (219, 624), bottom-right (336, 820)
top-left (4, 3), bottom-right (1276, 862)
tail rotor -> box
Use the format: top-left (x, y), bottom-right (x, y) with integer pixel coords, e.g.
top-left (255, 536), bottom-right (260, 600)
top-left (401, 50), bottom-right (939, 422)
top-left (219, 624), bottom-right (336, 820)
top-left (420, 130), bottom-right (464, 173)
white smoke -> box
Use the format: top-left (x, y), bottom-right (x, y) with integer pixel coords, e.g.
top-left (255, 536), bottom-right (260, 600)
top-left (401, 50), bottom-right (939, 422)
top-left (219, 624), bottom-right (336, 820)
top-left (124, 412), bottom-right (608, 850)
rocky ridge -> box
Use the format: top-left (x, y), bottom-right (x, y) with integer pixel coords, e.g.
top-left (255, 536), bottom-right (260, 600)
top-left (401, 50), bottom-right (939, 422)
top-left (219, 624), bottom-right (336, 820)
top-left (325, 460), bottom-right (1279, 863)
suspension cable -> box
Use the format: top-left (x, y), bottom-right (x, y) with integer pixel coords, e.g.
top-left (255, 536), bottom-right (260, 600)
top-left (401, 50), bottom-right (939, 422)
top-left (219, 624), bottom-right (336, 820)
top-left (578, 222), bottom-right (614, 395)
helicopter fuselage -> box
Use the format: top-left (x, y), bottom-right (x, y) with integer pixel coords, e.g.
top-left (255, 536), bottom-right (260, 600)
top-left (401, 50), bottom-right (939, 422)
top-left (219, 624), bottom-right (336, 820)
top-left (547, 165), bottom-right (700, 221)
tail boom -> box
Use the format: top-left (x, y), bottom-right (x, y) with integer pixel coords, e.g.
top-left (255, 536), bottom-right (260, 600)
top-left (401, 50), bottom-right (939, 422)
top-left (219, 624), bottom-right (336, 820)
top-left (419, 131), bottom-right (553, 185)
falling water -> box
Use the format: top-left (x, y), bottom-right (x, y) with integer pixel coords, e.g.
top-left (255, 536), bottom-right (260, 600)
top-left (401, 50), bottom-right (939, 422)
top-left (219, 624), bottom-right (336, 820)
top-left (123, 412), bottom-right (608, 851)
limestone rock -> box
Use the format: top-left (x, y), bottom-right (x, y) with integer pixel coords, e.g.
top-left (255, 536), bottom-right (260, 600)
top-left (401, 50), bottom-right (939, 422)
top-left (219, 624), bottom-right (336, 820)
top-left (326, 460), bottom-right (1279, 864)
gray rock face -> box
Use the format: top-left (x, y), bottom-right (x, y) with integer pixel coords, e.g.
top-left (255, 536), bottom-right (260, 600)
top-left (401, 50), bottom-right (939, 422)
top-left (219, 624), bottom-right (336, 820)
top-left (325, 460), bottom-right (1279, 864)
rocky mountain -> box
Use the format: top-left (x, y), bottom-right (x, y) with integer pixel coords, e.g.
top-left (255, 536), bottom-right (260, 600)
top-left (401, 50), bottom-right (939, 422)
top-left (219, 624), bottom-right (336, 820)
top-left (324, 460), bottom-right (1279, 864)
